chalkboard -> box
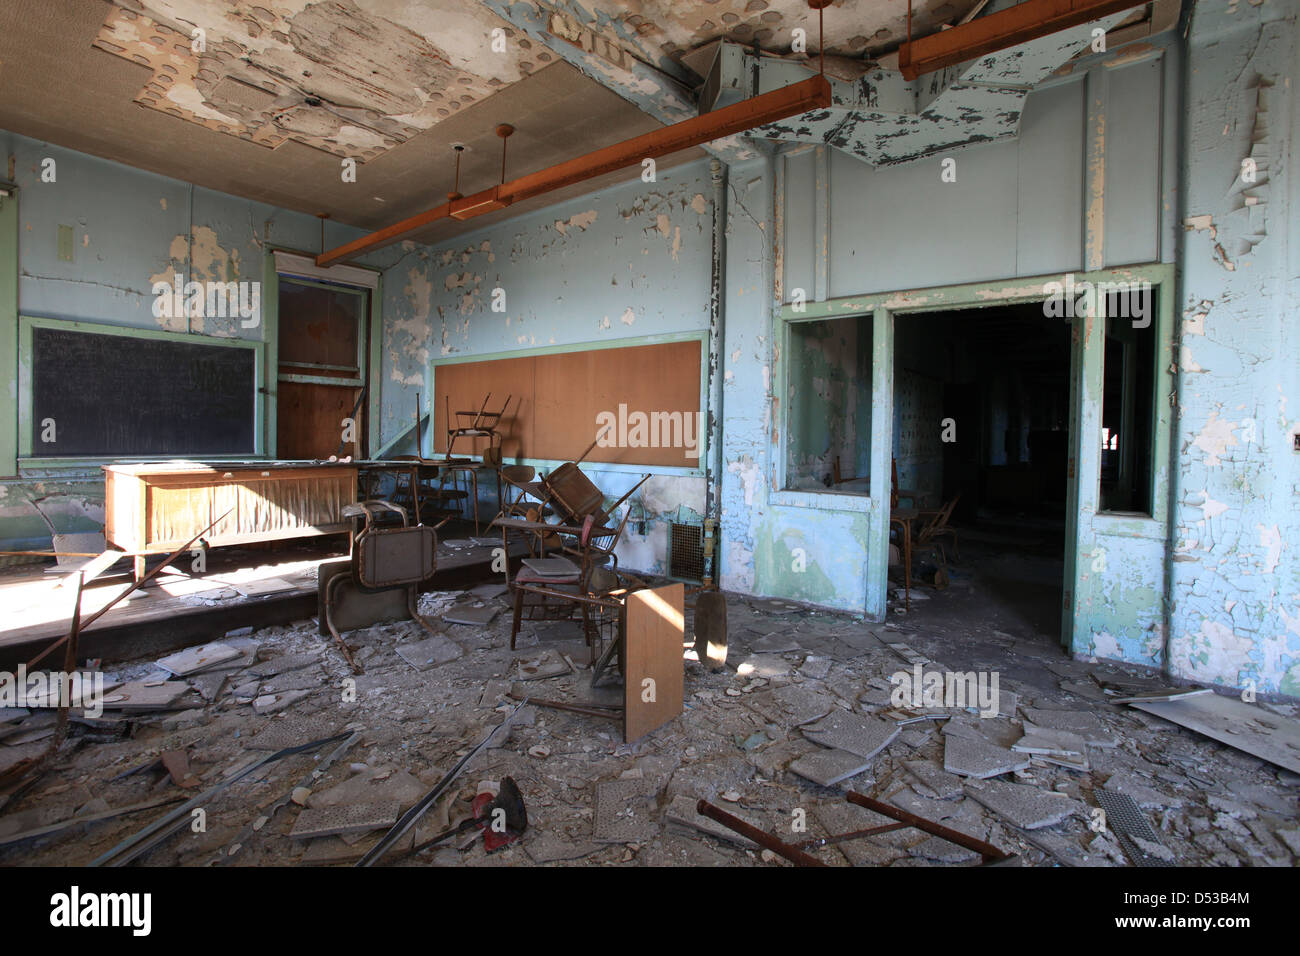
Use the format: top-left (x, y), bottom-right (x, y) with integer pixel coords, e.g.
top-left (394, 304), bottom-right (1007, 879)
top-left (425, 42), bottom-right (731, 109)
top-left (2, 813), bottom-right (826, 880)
top-left (31, 326), bottom-right (256, 457)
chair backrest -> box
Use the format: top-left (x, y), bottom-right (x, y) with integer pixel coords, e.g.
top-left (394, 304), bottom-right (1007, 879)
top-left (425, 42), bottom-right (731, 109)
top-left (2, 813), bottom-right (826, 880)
top-left (355, 525), bottom-right (436, 590)
top-left (544, 462), bottom-right (604, 522)
top-left (920, 493), bottom-right (962, 537)
top-left (593, 506), bottom-right (632, 555)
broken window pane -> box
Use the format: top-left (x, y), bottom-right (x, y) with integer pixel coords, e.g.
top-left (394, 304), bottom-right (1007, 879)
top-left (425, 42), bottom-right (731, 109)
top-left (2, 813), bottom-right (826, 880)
top-left (784, 314), bottom-right (872, 493)
top-left (1099, 290), bottom-right (1156, 515)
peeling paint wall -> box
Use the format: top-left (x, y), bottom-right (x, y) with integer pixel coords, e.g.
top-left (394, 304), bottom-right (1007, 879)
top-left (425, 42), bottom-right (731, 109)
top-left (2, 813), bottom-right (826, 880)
top-left (377, 158), bottom-right (716, 575)
top-left (1166, 1), bottom-right (1300, 696)
top-left (725, 53), bottom-right (1170, 621)
top-left (0, 129), bottom-right (368, 554)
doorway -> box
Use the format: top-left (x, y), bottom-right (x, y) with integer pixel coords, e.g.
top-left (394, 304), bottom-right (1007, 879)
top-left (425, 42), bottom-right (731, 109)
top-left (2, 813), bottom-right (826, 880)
top-left (275, 276), bottom-right (369, 460)
top-left (892, 302), bottom-right (1072, 645)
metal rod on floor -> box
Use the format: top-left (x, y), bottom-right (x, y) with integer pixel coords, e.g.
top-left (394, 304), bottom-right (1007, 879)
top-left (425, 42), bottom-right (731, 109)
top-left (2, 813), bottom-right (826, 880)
top-left (507, 691), bottom-right (622, 720)
top-left (357, 701), bottom-right (524, 867)
top-left (696, 799), bottom-right (825, 866)
top-left (26, 509), bottom-right (233, 669)
top-left (845, 791), bottom-right (1014, 863)
top-left (794, 821), bottom-right (910, 849)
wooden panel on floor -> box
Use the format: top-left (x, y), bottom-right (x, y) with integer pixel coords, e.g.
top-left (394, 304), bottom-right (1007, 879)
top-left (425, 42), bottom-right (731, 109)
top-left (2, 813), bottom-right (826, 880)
top-left (623, 582), bottom-right (685, 743)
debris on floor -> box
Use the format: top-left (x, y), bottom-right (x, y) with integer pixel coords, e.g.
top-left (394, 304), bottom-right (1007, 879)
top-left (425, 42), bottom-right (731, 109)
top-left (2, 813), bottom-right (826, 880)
top-left (0, 585), bottom-right (1296, 867)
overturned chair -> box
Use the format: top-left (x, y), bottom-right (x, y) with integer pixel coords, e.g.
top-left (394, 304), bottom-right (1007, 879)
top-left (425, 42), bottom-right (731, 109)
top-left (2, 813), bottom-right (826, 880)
top-left (319, 500), bottom-right (438, 674)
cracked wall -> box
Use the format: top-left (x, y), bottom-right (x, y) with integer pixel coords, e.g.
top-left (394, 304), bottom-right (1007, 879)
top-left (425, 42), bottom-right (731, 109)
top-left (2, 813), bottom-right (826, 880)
top-left (1167, 1), bottom-right (1300, 696)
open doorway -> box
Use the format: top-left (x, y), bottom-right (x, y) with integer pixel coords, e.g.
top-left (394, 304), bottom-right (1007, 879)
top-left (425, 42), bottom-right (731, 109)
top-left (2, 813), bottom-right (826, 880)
top-left (893, 302), bottom-right (1072, 644)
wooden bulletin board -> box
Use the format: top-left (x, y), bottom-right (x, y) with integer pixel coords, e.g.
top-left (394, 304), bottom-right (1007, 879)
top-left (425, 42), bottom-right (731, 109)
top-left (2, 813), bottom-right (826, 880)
top-left (431, 338), bottom-right (703, 467)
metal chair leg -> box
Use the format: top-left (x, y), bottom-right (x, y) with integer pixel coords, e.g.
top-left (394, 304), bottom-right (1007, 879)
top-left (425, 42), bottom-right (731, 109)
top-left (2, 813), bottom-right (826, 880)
top-left (324, 574), bottom-right (365, 675)
top-left (406, 586), bottom-right (439, 636)
top-left (510, 584), bottom-right (524, 650)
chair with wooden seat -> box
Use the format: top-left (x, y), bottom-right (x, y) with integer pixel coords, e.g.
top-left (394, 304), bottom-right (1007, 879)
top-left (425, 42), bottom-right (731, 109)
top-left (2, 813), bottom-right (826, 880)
top-left (446, 393), bottom-right (512, 461)
top-left (508, 514), bottom-right (600, 651)
top-left (507, 511), bottom-right (641, 657)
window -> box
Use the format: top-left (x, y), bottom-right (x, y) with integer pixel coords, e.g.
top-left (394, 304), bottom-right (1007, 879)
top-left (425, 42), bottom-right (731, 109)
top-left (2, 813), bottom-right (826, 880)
top-left (1099, 290), bottom-right (1156, 514)
top-left (785, 314), bottom-right (872, 492)
top-left (277, 278), bottom-right (364, 379)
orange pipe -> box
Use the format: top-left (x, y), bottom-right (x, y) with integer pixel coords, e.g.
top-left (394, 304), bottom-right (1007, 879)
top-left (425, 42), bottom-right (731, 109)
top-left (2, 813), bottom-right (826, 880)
top-left (899, 0), bottom-right (1145, 80)
top-left (317, 76), bottom-right (833, 266)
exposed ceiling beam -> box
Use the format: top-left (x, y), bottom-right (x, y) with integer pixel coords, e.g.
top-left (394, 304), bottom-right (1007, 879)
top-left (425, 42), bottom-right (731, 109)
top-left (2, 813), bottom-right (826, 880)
top-left (898, 0), bottom-right (1148, 80)
top-left (317, 75), bottom-right (832, 266)
top-left (477, 0), bottom-right (754, 165)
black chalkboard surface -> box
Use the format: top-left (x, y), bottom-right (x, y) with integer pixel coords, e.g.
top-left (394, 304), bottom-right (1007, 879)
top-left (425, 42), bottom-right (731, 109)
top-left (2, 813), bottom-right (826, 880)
top-left (32, 326), bottom-right (256, 457)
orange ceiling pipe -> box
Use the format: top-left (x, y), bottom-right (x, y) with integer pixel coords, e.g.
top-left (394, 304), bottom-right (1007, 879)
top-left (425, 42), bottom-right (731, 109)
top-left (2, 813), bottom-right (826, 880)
top-left (898, 0), bottom-right (1147, 81)
top-left (317, 75), bottom-right (833, 266)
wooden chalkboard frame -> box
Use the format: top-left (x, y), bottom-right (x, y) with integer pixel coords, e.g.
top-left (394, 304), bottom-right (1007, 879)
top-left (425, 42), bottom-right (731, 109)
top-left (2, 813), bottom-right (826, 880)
top-left (17, 315), bottom-right (265, 462)
top-left (426, 332), bottom-right (708, 475)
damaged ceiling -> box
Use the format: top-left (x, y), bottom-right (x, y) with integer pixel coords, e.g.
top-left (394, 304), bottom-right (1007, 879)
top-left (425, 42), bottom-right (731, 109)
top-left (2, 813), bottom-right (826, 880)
top-left (92, 0), bottom-right (544, 161)
top-left (580, 0), bottom-right (982, 67)
top-left (0, 0), bottom-right (1173, 236)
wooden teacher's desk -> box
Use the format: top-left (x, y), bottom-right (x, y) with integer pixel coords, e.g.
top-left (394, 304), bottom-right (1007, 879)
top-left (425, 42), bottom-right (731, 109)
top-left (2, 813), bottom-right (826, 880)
top-left (103, 460), bottom-right (360, 581)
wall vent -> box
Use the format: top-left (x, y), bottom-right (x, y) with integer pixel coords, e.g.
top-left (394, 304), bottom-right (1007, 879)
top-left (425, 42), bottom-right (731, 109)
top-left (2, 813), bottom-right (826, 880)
top-left (669, 522), bottom-right (705, 583)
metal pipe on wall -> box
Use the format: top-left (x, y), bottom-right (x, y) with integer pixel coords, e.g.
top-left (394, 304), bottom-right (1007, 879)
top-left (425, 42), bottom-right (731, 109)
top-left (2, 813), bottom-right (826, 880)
top-left (704, 157), bottom-right (727, 585)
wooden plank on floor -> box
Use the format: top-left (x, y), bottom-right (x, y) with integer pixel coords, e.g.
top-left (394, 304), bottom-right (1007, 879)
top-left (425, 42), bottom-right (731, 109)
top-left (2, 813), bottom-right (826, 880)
top-left (624, 583), bottom-right (684, 743)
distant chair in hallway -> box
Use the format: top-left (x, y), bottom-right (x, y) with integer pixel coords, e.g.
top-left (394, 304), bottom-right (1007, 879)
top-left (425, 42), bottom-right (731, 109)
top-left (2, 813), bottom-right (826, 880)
top-left (916, 493), bottom-right (962, 561)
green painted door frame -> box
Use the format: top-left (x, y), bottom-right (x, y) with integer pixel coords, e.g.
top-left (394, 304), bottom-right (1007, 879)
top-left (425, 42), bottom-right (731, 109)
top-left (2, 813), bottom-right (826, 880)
top-left (0, 183), bottom-right (17, 478)
top-left (775, 263), bottom-right (1174, 646)
top-left (262, 250), bottom-right (384, 458)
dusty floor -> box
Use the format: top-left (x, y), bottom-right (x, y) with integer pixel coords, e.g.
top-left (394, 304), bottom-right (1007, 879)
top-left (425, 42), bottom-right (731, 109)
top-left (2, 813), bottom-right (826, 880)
top-left (1, 547), bottom-right (1297, 867)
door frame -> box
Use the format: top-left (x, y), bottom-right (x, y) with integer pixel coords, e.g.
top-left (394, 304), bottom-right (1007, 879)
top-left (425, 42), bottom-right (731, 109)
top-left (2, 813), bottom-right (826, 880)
top-left (771, 263), bottom-right (1174, 638)
top-left (262, 250), bottom-right (383, 458)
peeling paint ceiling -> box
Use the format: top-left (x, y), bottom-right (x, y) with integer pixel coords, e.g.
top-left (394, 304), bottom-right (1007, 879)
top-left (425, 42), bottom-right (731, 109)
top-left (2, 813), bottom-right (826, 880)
top-left (94, 0), bottom-right (544, 161)
top-left (0, 0), bottom-right (1174, 239)
top-left (0, 0), bottom-right (701, 232)
top-left (581, 0), bottom-right (982, 67)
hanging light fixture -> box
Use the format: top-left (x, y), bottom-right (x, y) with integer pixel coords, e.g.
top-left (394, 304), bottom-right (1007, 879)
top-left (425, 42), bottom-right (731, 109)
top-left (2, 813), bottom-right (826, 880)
top-left (447, 143), bottom-right (466, 201)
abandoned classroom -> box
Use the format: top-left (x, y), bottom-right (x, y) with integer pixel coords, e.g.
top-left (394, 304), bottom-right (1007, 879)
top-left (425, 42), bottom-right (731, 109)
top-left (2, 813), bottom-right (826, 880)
top-left (0, 0), bottom-right (1296, 874)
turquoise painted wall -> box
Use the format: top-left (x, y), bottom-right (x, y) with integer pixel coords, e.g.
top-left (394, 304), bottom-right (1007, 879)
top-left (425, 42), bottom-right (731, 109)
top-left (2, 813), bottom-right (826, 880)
top-left (0, 130), bottom-right (369, 555)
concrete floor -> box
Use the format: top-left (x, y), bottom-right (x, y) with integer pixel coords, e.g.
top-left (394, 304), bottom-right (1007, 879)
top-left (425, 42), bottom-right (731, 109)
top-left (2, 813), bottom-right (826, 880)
top-left (1, 537), bottom-right (1297, 866)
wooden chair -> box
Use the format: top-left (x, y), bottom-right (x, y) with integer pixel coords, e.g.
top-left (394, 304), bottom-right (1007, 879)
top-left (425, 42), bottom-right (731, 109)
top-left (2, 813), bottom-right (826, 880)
top-left (561, 504), bottom-right (633, 573)
top-left (499, 464), bottom-right (546, 519)
top-left (915, 493), bottom-right (961, 560)
top-left (508, 513), bottom-right (639, 663)
top-left (446, 393), bottom-right (512, 461)
top-left (508, 515), bottom-right (599, 651)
